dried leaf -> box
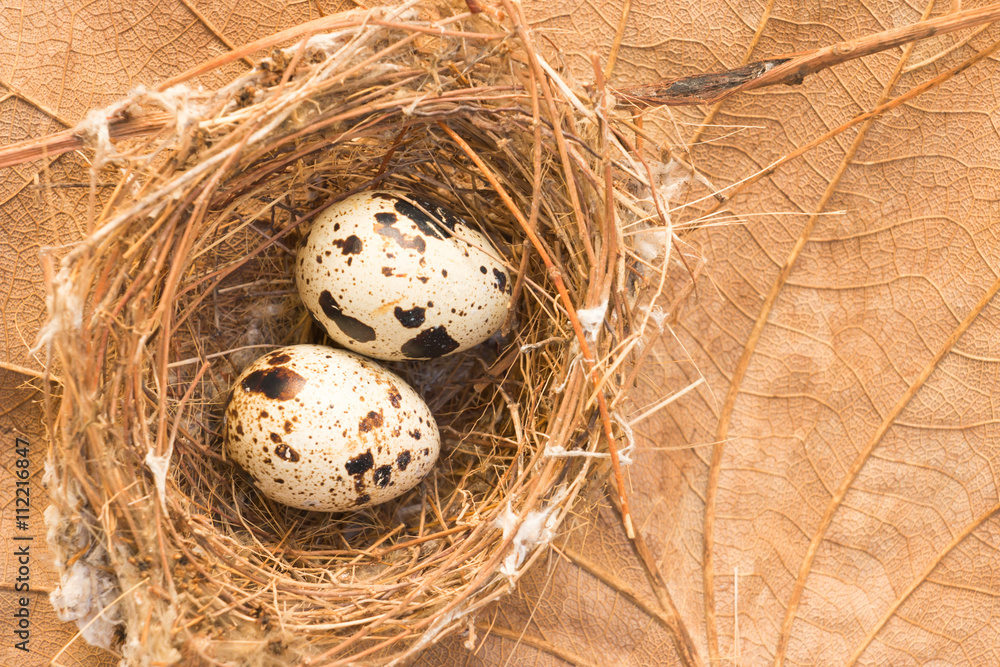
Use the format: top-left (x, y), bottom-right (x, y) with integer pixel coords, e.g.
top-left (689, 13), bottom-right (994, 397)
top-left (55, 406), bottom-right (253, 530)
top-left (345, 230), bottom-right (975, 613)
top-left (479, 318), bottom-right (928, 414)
top-left (5, 0), bottom-right (1000, 665)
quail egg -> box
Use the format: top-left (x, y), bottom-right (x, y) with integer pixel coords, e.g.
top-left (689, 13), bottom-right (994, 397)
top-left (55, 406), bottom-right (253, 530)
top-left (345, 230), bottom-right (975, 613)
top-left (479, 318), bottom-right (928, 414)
top-left (223, 344), bottom-right (440, 511)
top-left (296, 190), bottom-right (512, 360)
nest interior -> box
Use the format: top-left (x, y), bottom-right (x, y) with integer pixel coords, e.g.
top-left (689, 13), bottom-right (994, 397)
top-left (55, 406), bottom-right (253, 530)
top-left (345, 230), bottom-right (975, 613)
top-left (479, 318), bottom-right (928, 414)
top-left (38, 2), bottom-right (680, 665)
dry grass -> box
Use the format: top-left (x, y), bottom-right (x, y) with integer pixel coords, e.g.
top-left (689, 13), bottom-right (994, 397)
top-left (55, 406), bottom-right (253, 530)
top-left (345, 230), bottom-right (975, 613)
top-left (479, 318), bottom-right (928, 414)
top-left (36, 1), bottom-right (684, 664)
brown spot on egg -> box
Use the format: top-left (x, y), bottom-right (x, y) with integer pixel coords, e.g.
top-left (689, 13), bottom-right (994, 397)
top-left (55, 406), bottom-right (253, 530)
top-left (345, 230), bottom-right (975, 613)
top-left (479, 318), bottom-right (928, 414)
top-left (387, 385), bottom-right (402, 408)
top-left (408, 429), bottom-right (421, 440)
top-left (492, 268), bottom-right (509, 293)
top-left (345, 449), bottom-right (374, 476)
top-left (373, 465), bottom-right (392, 488)
top-left (235, 423), bottom-right (245, 436)
top-left (396, 450), bottom-right (411, 471)
top-left (374, 212), bottom-right (427, 253)
top-left (269, 432), bottom-right (282, 443)
top-left (331, 234), bottom-right (363, 255)
top-left (418, 276), bottom-right (429, 283)
top-left (274, 443), bottom-right (300, 462)
top-left (355, 493), bottom-right (371, 506)
top-left (274, 478), bottom-right (285, 484)
top-left (283, 420), bottom-right (293, 433)
top-left (358, 409), bottom-right (384, 433)
top-left (318, 290), bottom-right (377, 342)
top-left (242, 367), bottom-right (306, 401)
top-left (401, 326), bottom-right (460, 358)
top-left (382, 266), bottom-right (394, 276)
top-left (267, 353), bottom-right (292, 366)
top-left (393, 305), bottom-right (425, 329)
top-left (393, 197), bottom-right (458, 238)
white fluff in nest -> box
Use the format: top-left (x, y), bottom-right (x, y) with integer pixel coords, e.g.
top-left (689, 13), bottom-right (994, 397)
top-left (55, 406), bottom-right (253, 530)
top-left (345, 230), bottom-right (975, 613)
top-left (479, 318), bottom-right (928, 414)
top-left (576, 299), bottom-right (608, 340)
top-left (298, 30), bottom-right (350, 56)
top-left (44, 503), bottom-right (123, 650)
top-left (76, 108), bottom-right (114, 166)
top-left (654, 159), bottom-right (689, 202)
top-left (133, 83), bottom-right (202, 137)
top-left (646, 303), bottom-right (668, 332)
top-left (388, 606), bottom-right (465, 666)
top-left (120, 601), bottom-right (182, 667)
top-left (494, 488), bottom-right (569, 583)
top-left (73, 83), bottom-right (202, 171)
top-left (634, 159), bottom-right (690, 261)
top-left (144, 447), bottom-right (172, 510)
top-left (49, 559), bottom-right (121, 649)
top-left (635, 227), bottom-right (671, 261)
top-left (31, 266), bottom-right (83, 355)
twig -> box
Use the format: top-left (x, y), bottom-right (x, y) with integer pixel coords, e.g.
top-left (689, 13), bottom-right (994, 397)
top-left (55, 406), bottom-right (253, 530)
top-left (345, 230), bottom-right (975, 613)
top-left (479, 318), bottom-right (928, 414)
top-left (617, 2), bottom-right (1000, 106)
top-left (0, 113), bottom-right (174, 169)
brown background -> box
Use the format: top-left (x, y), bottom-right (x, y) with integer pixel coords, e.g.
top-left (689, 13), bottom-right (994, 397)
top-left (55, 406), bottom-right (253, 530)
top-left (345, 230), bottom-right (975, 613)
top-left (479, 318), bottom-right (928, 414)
top-left (4, 0), bottom-right (1000, 665)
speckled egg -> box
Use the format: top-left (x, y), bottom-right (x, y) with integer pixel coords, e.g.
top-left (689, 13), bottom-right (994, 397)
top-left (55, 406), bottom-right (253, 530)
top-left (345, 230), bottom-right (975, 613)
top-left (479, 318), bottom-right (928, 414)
top-left (296, 190), bottom-right (512, 360)
top-left (223, 344), bottom-right (440, 511)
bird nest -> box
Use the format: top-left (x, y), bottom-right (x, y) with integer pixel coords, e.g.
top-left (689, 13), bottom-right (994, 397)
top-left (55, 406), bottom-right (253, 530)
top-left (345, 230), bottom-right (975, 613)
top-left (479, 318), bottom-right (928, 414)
top-left (36, 1), bottom-right (680, 664)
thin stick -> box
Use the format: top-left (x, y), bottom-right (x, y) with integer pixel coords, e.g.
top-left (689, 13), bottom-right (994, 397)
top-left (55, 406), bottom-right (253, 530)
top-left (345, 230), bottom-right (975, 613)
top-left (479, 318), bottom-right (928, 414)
top-left (617, 2), bottom-right (1000, 106)
top-left (605, 0), bottom-right (633, 80)
top-left (0, 360), bottom-right (63, 385)
top-left (627, 378), bottom-right (704, 427)
top-left (692, 37), bottom-right (1000, 226)
top-left (0, 112), bottom-right (174, 169)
